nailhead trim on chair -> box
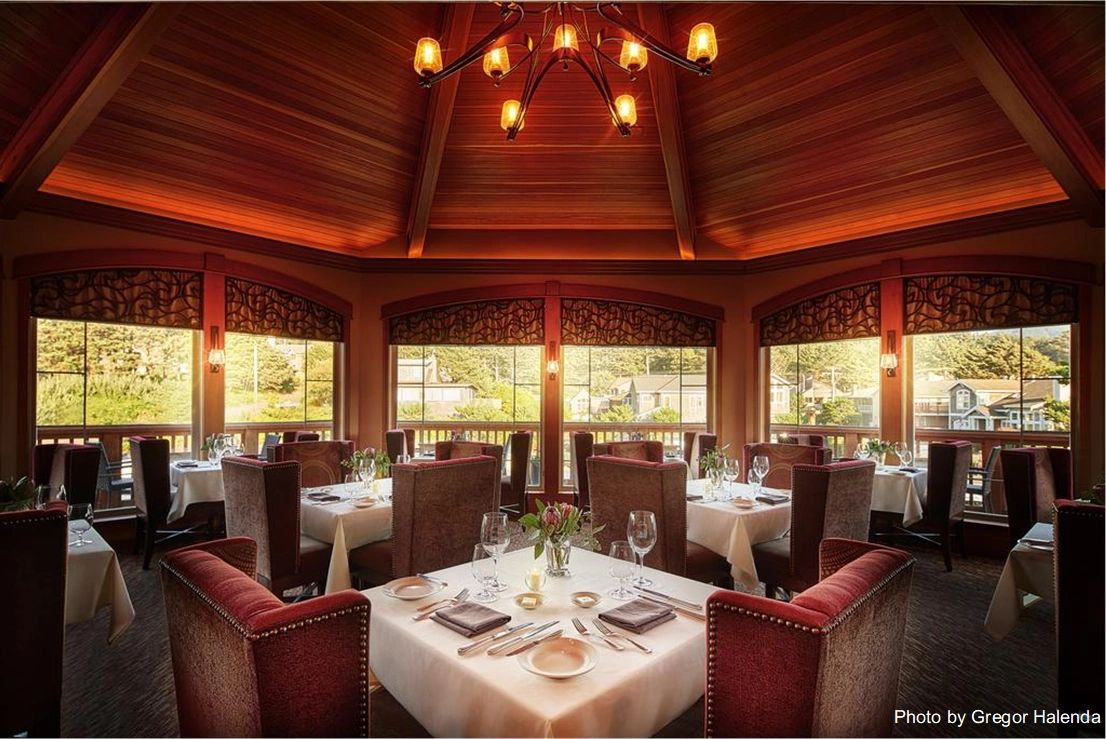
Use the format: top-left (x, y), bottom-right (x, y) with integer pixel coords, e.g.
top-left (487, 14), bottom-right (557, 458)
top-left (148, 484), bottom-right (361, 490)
top-left (0, 510), bottom-right (68, 526)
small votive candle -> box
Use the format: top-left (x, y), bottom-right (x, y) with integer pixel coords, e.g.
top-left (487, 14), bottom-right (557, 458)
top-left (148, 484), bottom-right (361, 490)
top-left (525, 567), bottom-right (546, 592)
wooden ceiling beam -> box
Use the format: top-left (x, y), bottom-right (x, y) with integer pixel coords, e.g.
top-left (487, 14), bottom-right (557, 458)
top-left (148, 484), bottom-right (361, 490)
top-left (931, 5), bottom-right (1104, 225)
top-left (0, 3), bottom-right (179, 219)
top-left (638, 4), bottom-right (697, 260)
top-left (406, 4), bottom-right (475, 258)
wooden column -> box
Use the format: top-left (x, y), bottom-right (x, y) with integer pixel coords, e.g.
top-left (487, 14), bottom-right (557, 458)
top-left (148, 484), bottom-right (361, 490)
top-left (542, 282), bottom-right (563, 497)
top-left (200, 255), bottom-right (226, 451)
top-left (879, 260), bottom-right (905, 445)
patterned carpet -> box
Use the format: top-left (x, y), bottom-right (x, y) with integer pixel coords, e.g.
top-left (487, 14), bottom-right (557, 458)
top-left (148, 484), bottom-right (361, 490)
top-left (61, 527), bottom-right (1056, 738)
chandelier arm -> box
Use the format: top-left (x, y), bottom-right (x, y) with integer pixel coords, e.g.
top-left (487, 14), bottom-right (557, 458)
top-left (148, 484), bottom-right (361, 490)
top-left (419, 6), bottom-right (526, 88)
top-left (595, 2), bottom-right (712, 76)
top-left (518, 47), bottom-right (630, 139)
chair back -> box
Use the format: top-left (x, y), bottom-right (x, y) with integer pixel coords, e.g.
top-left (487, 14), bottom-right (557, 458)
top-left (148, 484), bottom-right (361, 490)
top-left (502, 432), bottom-right (532, 509)
top-left (390, 456), bottom-right (498, 577)
top-left (924, 441), bottom-right (971, 527)
top-left (779, 433), bottom-right (827, 447)
top-left (160, 538), bottom-right (369, 737)
top-left (385, 429), bottom-right (412, 463)
top-left (682, 432), bottom-right (717, 478)
top-left (269, 440), bottom-right (353, 487)
top-left (743, 442), bottom-right (831, 489)
top-left (571, 431), bottom-right (595, 508)
top-left (1000, 447), bottom-right (1073, 547)
top-left (33, 443), bottom-right (101, 507)
top-left (222, 457), bottom-right (303, 585)
top-left (434, 440), bottom-right (503, 506)
top-left (1055, 500), bottom-right (1105, 721)
top-left (789, 460), bottom-right (875, 588)
top-left (587, 456), bottom-right (687, 575)
top-left (706, 539), bottom-right (914, 737)
top-left (282, 430), bottom-right (321, 443)
top-left (593, 440), bottom-right (665, 462)
top-left (259, 433), bottom-right (281, 458)
top-left (0, 502), bottom-right (68, 737)
top-left (130, 436), bottom-right (172, 523)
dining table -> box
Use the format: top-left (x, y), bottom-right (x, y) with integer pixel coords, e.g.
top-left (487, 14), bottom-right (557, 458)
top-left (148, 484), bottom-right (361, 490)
top-left (363, 547), bottom-right (719, 738)
top-left (983, 521), bottom-right (1053, 640)
top-left (870, 466), bottom-right (927, 525)
top-left (167, 459), bottom-right (224, 523)
top-left (67, 526), bottom-right (135, 643)
top-left (301, 479), bottom-right (394, 593)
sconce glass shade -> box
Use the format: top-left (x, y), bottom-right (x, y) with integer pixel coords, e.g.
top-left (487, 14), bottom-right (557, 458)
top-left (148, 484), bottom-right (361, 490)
top-left (208, 348), bottom-right (226, 369)
top-left (615, 94), bottom-right (637, 127)
top-left (546, 359), bottom-right (560, 376)
top-left (552, 23), bottom-right (579, 52)
top-left (686, 23), bottom-right (718, 64)
top-left (414, 37), bottom-right (443, 76)
top-left (879, 353), bottom-right (898, 370)
top-left (483, 46), bottom-right (510, 79)
top-left (500, 99), bottom-right (523, 131)
top-left (618, 40), bottom-right (648, 72)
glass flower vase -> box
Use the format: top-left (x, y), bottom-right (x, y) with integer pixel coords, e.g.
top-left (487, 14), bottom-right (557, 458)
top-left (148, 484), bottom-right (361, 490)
top-left (545, 538), bottom-right (572, 577)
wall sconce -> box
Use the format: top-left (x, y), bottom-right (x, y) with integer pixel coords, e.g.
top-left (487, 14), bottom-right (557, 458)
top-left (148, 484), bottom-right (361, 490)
top-left (208, 325), bottom-right (226, 372)
top-left (880, 330), bottom-right (898, 377)
top-left (546, 340), bottom-right (559, 380)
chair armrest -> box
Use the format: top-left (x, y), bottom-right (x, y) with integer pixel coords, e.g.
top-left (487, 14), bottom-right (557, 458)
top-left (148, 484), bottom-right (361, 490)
top-left (818, 538), bottom-right (892, 581)
top-left (169, 537), bottom-right (259, 579)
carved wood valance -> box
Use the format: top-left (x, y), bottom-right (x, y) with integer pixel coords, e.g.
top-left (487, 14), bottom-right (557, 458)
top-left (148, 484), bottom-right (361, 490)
top-left (30, 269), bottom-right (203, 329)
top-left (561, 298), bottom-right (716, 346)
top-left (388, 298), bottom-right (544, 345)
top-left (759, 283), bottom-right (880, 346)
top-left (225, 277), bottom-right (344, 342)
top-left (905, 275), bottom-right (1078, 334)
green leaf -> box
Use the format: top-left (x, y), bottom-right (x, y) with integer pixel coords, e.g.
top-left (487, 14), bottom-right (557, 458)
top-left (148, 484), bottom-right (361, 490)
top-left (519, 513), bottom-right (539, 529)
top-left (533, 541), bottom-right (544, 560)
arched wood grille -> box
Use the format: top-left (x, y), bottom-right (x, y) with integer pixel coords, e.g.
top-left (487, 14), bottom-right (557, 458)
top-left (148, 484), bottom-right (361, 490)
top-left (388, 298), bottom-right (545, 345)
top-left (759, 283), bottom-right (880, 346)
top-left (904, 275), bottom-right (1078, 334)
top-left (225, 277), bottom-right (344, 342)
top-left (29, 268), bottom-right (202, 329)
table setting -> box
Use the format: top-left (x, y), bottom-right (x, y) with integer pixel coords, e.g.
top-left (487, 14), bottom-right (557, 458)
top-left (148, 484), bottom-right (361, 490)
top-left (167, 458), bottom-right (224, 523)
top-left (300, 477), bottom-right (394, 593)
top-left (855, 440), bottom-right (928, 524)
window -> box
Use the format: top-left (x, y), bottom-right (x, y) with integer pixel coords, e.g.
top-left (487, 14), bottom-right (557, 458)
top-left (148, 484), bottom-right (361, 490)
top-left (768, 337), bottom-right (880, 456)
top-left (955, 388), bottom-right (972, 411)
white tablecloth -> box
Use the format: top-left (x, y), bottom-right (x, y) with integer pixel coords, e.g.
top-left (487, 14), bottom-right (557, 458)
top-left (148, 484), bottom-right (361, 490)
top-left (685, 479), bottom-right (792, 590)
top-left (364, 547), bottom-right (718, 738)
top-left (871, 468), bottom-right (927, 525)
top-left (67, 527), bottom-right (135, 643)
top-left (167, 461), bottom-right (224, 523)
top-left (301, 479), bottom-right (393, 593)
top-left (983, 522), bottom-right (1053, 640)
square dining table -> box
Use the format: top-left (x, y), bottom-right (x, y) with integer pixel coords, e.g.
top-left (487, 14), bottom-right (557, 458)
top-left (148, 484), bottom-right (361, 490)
top-left (167, 460), bottom-right (224, 523)
top-left (301, 479), bottom-right (394, 593)
top-left (871, 467), bottom-right (928, 525)
top-left (983, 521), bottom-right (1053, 640)
top-left (363, 547), bottom-right (718, 738)
top-left (67, 527), bottom-right (135, 643)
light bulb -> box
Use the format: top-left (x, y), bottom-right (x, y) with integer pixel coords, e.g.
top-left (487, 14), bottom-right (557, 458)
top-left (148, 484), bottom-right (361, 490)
top-left (552, 23), bottom-right (578, 52)
top-left (482, 46), bottom-right (510, 79)
top-left (615, 94), bottom-right (637, 127)
top-left (414, 37), bottom-right (443, 76)
top-left (686, 22), bottom-right (718, 64)
top-left (500, 99), bottom-right (523, 132)
top-left (618, 39), bottom-right (648, 72)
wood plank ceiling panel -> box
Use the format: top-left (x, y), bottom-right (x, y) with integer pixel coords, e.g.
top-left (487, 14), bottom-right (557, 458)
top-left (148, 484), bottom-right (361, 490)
top-left (42, 2), bottom-right (441, 253)
top-left (429, 2), bottom-right (676, 231)
top-left (668, 3), bottom-right (1068, 257)
top-left (0, 3), bottom-right (108, 153)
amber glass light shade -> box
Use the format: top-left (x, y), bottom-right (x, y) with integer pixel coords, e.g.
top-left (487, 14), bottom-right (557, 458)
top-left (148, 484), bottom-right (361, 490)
top-left (500, 99), bottom-right (523, 131)
top-left (686, 23), bottom-right (718, 64)
top-left (414, 37), bottom-right (443, 76)
top-left (483, 46), bottom-right (510, 79)
top-left (552, 23), bottom-right (579, 52)
top-left (615, 94), bottom-right (637, 127)
top-left (618, 40), bottom-right (648, 72)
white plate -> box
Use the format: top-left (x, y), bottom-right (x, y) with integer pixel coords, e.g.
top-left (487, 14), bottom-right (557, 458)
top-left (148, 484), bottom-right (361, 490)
top-left (351, 497), bottom-right (376, 509)
top-left (381, 576), bottom-right (444, 600)
top-left (518, 636), bottom-right (598, 679)
top-left (732, 498), bottom-right (757, 509)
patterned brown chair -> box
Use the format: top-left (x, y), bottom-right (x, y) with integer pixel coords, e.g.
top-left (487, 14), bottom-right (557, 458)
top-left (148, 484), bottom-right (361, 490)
top-left (350, 456), bottom-right (498, 585)
top-left (160, 537), bottom-right (369, 737)
top-left (752, 459), bottom-right (875, 598)
top-left (906, 441), bottom-right (971, 571)
top-left (32, 442), bottom-right (100, 507)
top-left (1001, 447), bottom-right (1073, 549)
top-left (587, 455), bottom-right (728, 582)
top-left (571, 431), bottom-right (596, 509)
top-left (222, 456), bottom-right (332, 596)
top-left (282, 430), bottom-right (321, 443)
top-left (682, 432), bottom-right (718, 478)
top-left (268, 440), bottom-right (354, 488)
top-left (0, 501), bottom-right (68, 737)
top-left (593, 439), bottom-right (665, 462)
top-left (384, 428), bottom-right (416, 463)
top-left (778, 433), bottom-right (827, 447)
top-left (706, 539), bottom-right (915, 737)
top-left (743, 442), bottom-right (831, 490)
top-left (500, 432), bottom-right (532, 513)
top-left (434, 439), bottom-right (503, 506)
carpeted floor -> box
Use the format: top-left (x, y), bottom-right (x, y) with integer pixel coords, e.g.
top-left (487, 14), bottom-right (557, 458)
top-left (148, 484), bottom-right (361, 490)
top-left (61, 527), bottom-right (1056, 738)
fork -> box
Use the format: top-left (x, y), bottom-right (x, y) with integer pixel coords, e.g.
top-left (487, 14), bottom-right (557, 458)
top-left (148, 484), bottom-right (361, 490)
top-left (416, 588), bottom-right (469, 612)
top-left (412, 588), bottom-right (469, 620)
top-left (592, 618), bottom-right (652, 654)
top-left (571, 617), bottom-right (624, 651)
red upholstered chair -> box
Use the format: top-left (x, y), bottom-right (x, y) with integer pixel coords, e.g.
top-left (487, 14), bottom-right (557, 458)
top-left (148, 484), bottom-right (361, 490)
top-left (706, 539), bottom-right (914, 737)
top-left (268, 440), bottom-right (354, 488)
top-left (500, 432), bottom-right (532, 513)
top-left (571, 431), bottom-right (596, 509)
top-left (587, 455), bottom-right (728, 582)
top-left (743, 442), bottom-right (831, 490)
top-left (0, 501), bottom-right (68, 737)
top-left (1054, 499), bottom-right (1105, 728)
top-left (683, 432), bottom-right (718, 478)
top-left (752, 460), bottom-right (875, 598)
top-left (906, 441), bottom-right (971, 571)
top-left (350, 456), bottom-right (499, 585)
top-left (384, 428), bottom-right (416, 463)
top-left (160, 537), bottom-right (370, 737)
top-left (1001, 447), bottom-right (1073, 549)
top-left (282, 430), bottom-right (321, 443)
top-left (434, 440), bottom-right (503, 506)
top-left (222, 457), bottom-right (332, 597)
top-left (593, 439), bottom-right (666, 462)
top-left (778, 433), bottom-right (827, 447)
top-left (33, 442), bottom-right (100, 507)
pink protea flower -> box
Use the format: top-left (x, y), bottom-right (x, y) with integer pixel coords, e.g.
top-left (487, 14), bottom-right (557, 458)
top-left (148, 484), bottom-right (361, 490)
top-left (541, 504), bottom-right (562, 529)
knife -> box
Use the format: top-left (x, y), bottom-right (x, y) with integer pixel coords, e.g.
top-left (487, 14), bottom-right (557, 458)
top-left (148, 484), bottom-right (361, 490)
top-left (416, 573), bottom-right (448, 586)
top-left (636, 587), bottom-right (703, 611)
top-left (505, 629), bottom-right (563, 657)
top-left (457, 621), bottom-right (534, 656)
top-left (487, 621), bottom-right (558, 655)
top-left (638, 593), bottom-right (706, 621)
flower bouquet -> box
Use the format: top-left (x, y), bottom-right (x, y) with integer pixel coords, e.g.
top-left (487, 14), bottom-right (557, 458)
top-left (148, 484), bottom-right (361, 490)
top-left (519, 500), bottom-right (604, 577)
top-left (699, 443), bottom-right (731, 491)
top-left (0, 476), bottom-right (37, 513)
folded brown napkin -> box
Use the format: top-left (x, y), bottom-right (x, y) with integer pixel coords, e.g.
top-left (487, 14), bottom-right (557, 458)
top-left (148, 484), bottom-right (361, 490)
top-left (430, 601), bottom-right (511, 637)
top-left (598, 598), bottom-right (676, 634)
top-left (756, 492), bottom-right (789, 505)
top-left (899, 467), bottom-right (920, 473)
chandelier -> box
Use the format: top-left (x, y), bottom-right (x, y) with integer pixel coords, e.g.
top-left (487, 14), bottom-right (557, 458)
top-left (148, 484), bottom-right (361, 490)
top-left (413, 2), bottom-right (718, 140)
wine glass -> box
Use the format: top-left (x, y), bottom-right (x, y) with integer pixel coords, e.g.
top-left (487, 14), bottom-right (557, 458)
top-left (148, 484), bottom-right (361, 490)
top-left (854, 442), bottom-right (871, 460)
top-left (607, 541), bottom-right (636, 600)
top-left (69, 503), bottom-right (93, 547)
top-left (627, 510), bottom-right (657, 588)
top-left (56, 484), bottom-right (68, 506)
top-left (898, 444), bottom-right (915, 470)
top-left (723, 457), bottom-right (740, 499)
top-left (481, 512), bottom-right (511, 592)
top-left (396, 453), bottom-right (412, 465)
top-left (471, 545), bottom-right (498, 603)
top-left (752, 455), bottom-right (770, 492)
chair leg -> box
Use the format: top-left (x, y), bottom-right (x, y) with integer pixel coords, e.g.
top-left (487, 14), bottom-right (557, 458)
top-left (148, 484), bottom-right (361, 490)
top-left (133, 516), bottom-right (143, 555)
top-left (143, 520), bottom-right (156, 570)
top-left (958, 520), bottom-right (967, 557)
top-left (763, 584), bottom-right (778, 600)
top-left (942, 530), bottom-right (953, 572)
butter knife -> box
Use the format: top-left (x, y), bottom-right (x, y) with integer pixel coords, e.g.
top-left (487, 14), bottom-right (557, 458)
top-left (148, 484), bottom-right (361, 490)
top-left (457, 622), bottom-right (534, 656)
top-left (636, 587), bottom-right (703, 611)
top-left (487, 621), bottom-right (558, 655)
top-left (638, 593), bottom-right (706, 621)
top-left (505, 629), bottom-right (563, 657)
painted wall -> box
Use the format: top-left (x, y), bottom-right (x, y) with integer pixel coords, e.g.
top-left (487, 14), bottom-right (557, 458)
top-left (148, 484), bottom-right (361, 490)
top-left (1, 211), bottom-right (1102, 492)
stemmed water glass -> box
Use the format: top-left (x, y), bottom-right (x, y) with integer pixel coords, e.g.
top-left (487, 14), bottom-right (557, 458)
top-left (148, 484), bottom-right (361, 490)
top-left (481, 512), bottom-right (511, 592)
top-left (854, 442), bottom-right (871, 460)
top-left (895, 442), bottom-right (914, 470)
top-left (607, 541), bottom-right (636, 600)
top-left (723, 458), bottom-right (740, 500)
top-left (627, 510), bottom-right (657, 588)
top-left (69, 503), bottom-right (94, 547)
top-left (470, 545), bottom-right (498, 603)
top-left (396, 454), bottom-right (412, 465)
top-left (751, 455), bottom-right (770, 492)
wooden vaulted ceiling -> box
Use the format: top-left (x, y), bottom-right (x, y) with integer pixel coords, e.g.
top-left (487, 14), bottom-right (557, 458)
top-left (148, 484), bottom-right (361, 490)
top-left (0, 2), bottom-right (1101, 263)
